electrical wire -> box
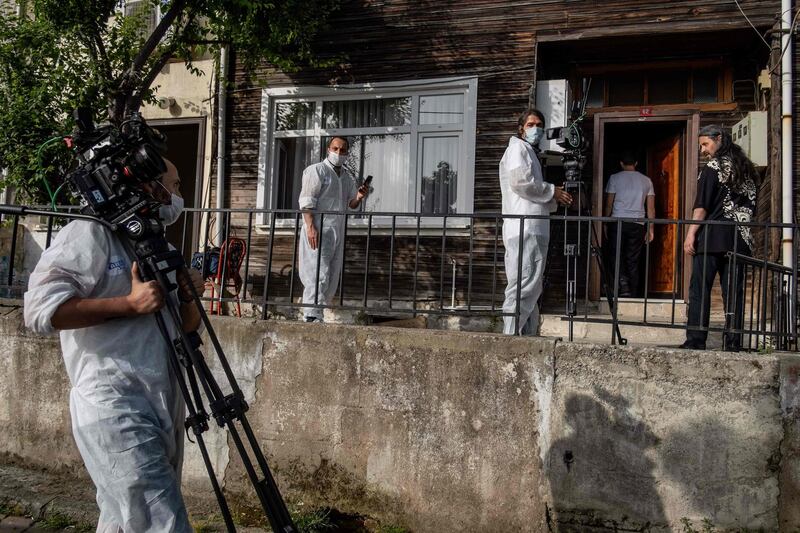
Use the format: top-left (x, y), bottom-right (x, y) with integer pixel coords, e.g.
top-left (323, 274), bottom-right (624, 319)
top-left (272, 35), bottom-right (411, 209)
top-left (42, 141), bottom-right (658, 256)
top-left (733, 0), bottom-right (772, 50)
top-left (35, 136), bottom-right (66, 209)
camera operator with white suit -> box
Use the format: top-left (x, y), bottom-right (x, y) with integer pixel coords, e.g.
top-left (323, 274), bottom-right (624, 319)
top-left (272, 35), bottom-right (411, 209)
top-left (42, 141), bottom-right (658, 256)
top-left (23, 158), bottom-right (203, 532)
top-left (499, 108), bottom-right (572, 335)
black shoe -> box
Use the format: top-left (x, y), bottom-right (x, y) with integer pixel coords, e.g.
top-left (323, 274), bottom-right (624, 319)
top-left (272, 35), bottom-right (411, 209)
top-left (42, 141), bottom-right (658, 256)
top-left (678, 340), bottom-right (706, 350)
top-left (305, 316), bottom-right (318, 323)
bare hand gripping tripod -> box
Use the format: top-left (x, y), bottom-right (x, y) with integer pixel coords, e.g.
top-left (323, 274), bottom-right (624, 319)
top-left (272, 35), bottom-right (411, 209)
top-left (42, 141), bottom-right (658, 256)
top-left (4, 204), bottom-right (296, 533)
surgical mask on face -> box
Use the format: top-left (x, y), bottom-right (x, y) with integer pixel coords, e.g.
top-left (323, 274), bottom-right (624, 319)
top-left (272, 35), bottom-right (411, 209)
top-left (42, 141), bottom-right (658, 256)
top-left (159, 194), bottom-right (184, 226)
top-left (524, 126), bottom-right (544, 146)
top-left (327, 150), bottom-right (348, 167)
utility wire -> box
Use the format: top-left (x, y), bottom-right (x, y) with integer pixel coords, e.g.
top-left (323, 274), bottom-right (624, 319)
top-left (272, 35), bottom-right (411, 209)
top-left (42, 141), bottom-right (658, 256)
top-left (733, 0), bottom-right (772, 50)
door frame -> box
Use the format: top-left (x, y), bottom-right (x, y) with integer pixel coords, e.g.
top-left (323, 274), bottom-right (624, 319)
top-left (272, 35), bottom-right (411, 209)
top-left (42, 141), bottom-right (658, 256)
top-left (148, 116), bottom-right (207, 254)
top-left (591, 110), bottom-right (700, 301)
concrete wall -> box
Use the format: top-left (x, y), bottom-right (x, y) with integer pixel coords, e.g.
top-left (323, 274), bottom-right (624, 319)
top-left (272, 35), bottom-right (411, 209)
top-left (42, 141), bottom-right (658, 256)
top-left (0, 306), bottom-right (798, 532)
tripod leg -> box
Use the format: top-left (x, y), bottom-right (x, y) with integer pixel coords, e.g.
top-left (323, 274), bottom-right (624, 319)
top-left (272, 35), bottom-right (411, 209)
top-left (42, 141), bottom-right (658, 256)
top-left (152, 311), bottom-right (237, 532)
top-left (226, 421), bottom-right (296, 533)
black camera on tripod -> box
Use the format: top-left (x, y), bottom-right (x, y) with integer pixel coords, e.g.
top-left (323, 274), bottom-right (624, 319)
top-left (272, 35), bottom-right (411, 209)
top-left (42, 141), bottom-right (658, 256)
top-left (64, 108), bottom-right (168, 241)
top-left (546, 111), bottom-right (588, 187)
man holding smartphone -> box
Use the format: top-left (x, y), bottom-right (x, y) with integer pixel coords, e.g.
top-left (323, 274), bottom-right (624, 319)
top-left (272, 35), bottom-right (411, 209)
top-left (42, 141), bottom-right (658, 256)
top-left (298, 136), bottom-right (369, 322)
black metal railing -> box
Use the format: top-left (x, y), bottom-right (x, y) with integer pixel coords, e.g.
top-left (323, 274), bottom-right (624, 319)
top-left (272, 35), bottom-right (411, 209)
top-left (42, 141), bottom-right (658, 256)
top-left (2, 205), bottom-right (797, 351)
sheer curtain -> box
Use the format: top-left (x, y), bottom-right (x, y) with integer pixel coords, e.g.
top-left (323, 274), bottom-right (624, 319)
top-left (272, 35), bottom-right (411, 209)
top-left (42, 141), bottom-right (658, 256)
top-left (420, 136), bottom-right (459, 214)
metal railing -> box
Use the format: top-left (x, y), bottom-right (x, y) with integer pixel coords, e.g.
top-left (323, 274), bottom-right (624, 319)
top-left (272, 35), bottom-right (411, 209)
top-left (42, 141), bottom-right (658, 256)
top-left (2, 205), bottom-right (797, 351)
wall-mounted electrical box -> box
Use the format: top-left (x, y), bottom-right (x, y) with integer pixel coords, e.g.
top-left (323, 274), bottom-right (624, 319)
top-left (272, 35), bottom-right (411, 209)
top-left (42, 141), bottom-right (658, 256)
top-left (731, 111), bottom-right (768, 167)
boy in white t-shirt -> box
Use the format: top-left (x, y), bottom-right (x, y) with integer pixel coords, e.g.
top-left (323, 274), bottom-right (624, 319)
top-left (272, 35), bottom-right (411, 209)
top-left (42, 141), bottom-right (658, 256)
top-left (603, 151), bottom-right (655, 297)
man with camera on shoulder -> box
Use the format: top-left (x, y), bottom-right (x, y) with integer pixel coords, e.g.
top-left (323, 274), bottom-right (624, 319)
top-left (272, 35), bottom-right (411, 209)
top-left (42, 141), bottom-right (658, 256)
top-left (23, 158), bottom-right (202, 532)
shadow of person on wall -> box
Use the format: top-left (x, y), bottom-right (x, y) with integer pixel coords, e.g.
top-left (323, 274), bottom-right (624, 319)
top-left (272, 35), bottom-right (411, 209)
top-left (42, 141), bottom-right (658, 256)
top-left (544, 388), bottom-right (668, 531)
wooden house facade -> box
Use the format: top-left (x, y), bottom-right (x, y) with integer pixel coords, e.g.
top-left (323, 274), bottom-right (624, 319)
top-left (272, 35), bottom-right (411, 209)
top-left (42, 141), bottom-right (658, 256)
top-left (209, 0), bottom-right (794, 313)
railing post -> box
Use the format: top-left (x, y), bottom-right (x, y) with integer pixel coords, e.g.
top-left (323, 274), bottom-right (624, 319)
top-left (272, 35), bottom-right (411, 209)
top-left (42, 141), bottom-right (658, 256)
top-left (388, 215), bottom-right (396, 309)
top-left (514, 217), bottom-right (524, 335)
top-left (611, 219), bottom-right (623, 345)
top-left (362, 214), bottom-right (372, 308)
top-left (261, 211), bottom-right (276, 321)
top-left (7, 214), bottom-right (19, 287)
top-left (439, 215), bottom-right (448, 310)
top-left (314, 213), bottom-right (324, 308)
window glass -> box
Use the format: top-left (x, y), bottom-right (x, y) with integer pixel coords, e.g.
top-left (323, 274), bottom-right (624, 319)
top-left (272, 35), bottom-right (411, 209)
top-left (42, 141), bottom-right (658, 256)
top-left (419, 94), bottom-right (464, 125)
top-left (266, 80), bottom-right (475, 216)
top-left (320, 135), bottom-right (411, 213)
top-left (648, 72), bottom-right (688, 104)
top-left (693, 71), bottom-right (719, 103)
top-left (420, 136), bottom-right (459, 214)
top-left (276, 102), bottom-right (315, 131)
top-left (274, 137), bottom-right (314, 216)
top-left (322, 97), bottom-right (411, 128)
top-left (608, 76), bottom-right (644, 106)
top-left (586, 77), bottom-right (604, 107)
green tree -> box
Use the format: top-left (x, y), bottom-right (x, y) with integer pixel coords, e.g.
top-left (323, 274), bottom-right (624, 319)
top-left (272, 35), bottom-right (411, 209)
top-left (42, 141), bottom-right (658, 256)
top-left (0, 0), bottom-right (340, 203)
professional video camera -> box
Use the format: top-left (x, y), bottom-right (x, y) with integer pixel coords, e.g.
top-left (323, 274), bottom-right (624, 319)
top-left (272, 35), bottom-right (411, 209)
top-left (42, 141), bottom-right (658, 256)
top-left (545, 87), bottom-right (588, 185)
top-left (63, 108), bottom-right (169, 243)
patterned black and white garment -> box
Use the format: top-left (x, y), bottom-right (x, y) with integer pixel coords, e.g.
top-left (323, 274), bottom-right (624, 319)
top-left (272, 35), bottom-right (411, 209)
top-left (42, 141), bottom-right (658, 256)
top-left (694, 155), bottom-right (757, 255)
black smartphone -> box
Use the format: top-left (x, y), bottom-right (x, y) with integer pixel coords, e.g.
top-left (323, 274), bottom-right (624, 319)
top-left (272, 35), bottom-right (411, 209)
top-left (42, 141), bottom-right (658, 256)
top-left (364, 175), bottom-right (373, 186)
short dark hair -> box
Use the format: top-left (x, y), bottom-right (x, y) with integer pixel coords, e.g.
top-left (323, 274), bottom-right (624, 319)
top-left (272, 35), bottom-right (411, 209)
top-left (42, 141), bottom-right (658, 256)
top-left (517, 108), bottom-right (546, 129)
top-left (326, 136), bottom-right (350, 151)
top-left (620, 151), bottom-right (637, 165)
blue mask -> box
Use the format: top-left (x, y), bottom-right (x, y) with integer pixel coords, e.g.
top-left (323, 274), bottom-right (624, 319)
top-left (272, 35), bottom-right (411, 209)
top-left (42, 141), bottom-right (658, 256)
top-left (525, 126), bottom-right (544, 146)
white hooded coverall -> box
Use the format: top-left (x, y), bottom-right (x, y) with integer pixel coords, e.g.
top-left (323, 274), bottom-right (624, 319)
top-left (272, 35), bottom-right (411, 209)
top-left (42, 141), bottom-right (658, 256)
top-left (24, 220), bottom-right (190, 532)
top-left (499, 135), bottom-right (557, 335)
top-left (298, 159), bottom-right (358, 321)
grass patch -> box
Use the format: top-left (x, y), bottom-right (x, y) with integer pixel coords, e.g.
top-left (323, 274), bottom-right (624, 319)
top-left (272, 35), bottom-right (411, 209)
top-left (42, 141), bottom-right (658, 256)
top-left (38, 511), bottom-right (93, 532)
top-left (292, 507), bottom-right (334, 532)
top-left (0, 498), bottom-right (25, 517)
top-left (377, 525), bottom-right (409, 533)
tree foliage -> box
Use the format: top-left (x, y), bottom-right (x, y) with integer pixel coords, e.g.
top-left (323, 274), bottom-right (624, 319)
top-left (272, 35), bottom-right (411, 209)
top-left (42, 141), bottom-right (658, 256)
top-left (0, 0), bottom-right (340, 203)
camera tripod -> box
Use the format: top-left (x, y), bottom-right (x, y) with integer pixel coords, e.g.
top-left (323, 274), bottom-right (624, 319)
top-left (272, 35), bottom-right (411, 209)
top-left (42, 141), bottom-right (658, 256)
top-left (3, 205), bottom-right (296, 533)
top-left (560, 180), bottom-right (627, 345)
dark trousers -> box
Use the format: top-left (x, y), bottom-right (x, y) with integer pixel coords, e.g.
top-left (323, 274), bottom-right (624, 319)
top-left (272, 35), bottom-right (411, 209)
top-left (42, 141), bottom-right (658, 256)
top-left (686, 253), bottom-right (746, 349)
top-left (606, 222), bottom-right (645, 296)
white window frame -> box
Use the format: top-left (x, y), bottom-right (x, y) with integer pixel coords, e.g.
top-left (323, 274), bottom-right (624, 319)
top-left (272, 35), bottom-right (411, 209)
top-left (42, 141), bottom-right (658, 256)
top-left (116, 0), bottom-right (163, 36)
top-left (256, 76), bottom-right (478, 228)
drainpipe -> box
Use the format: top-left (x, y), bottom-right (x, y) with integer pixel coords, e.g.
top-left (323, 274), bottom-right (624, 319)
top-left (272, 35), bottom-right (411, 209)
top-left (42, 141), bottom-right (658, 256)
top-left (781, 0), bottom-right (794, 269)
top-left (215, 45), bottom-right (228, 245)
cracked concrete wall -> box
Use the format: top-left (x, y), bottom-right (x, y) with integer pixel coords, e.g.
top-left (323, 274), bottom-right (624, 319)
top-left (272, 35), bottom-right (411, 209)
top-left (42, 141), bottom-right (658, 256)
top-left (0, 306), bottom-right (799, 532)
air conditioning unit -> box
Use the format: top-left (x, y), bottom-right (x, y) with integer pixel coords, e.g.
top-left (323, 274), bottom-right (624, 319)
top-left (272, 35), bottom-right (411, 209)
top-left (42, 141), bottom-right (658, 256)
top-left (731, 111), bottom-right (767, 167)
top-left (536, 79), bottom-right (571, 156)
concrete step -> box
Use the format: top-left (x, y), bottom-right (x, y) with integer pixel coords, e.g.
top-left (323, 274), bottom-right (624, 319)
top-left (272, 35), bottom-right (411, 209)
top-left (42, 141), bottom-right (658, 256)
top-left (540, 313), bottom-right (727, 349)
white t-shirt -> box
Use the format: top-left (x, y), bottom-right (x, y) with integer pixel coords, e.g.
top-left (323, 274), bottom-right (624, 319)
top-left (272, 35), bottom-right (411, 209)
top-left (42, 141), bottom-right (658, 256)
top-left (605, 170), bottom-right (655, 222)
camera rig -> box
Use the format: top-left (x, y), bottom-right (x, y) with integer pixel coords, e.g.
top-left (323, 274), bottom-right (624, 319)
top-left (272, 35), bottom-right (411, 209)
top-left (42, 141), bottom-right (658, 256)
top-left (37, 109), bottom-right (298, 532)
top-left (545, 81), bottom-right (626, 345)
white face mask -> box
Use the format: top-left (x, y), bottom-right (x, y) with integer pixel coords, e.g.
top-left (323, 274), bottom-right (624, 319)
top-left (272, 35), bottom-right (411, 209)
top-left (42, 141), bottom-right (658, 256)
top-left (327, 151), bottom-right (348, 167)
top-left (159, 194), bottom-right (184, 226)
top-left (524, 126), bottom-right (544, 146)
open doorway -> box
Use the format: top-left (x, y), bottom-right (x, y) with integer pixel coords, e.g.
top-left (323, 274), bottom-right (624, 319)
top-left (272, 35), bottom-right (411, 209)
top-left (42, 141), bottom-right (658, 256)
top-left (601, 121), bottom-right (685, 299)
top-left (150, 118), bottom-right (206, 260)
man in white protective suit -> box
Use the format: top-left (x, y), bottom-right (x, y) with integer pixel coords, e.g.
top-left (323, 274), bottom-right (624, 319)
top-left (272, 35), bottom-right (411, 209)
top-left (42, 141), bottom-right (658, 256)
top-left (298, 136), bottom-right (369, 322)
top-left (24, 159), bottom-right (204, 532)
top-left (500, 108), bottom-right (573, 335)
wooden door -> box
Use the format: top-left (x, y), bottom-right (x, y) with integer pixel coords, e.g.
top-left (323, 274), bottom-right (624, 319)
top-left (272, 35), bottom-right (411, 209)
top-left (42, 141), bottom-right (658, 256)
top-left (646, 135), bottom-right (681, 295)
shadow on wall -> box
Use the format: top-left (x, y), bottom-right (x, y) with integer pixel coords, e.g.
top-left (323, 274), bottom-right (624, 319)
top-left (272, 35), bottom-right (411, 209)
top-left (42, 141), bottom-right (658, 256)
top-left (544, 389), bottom-right (668, 531)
